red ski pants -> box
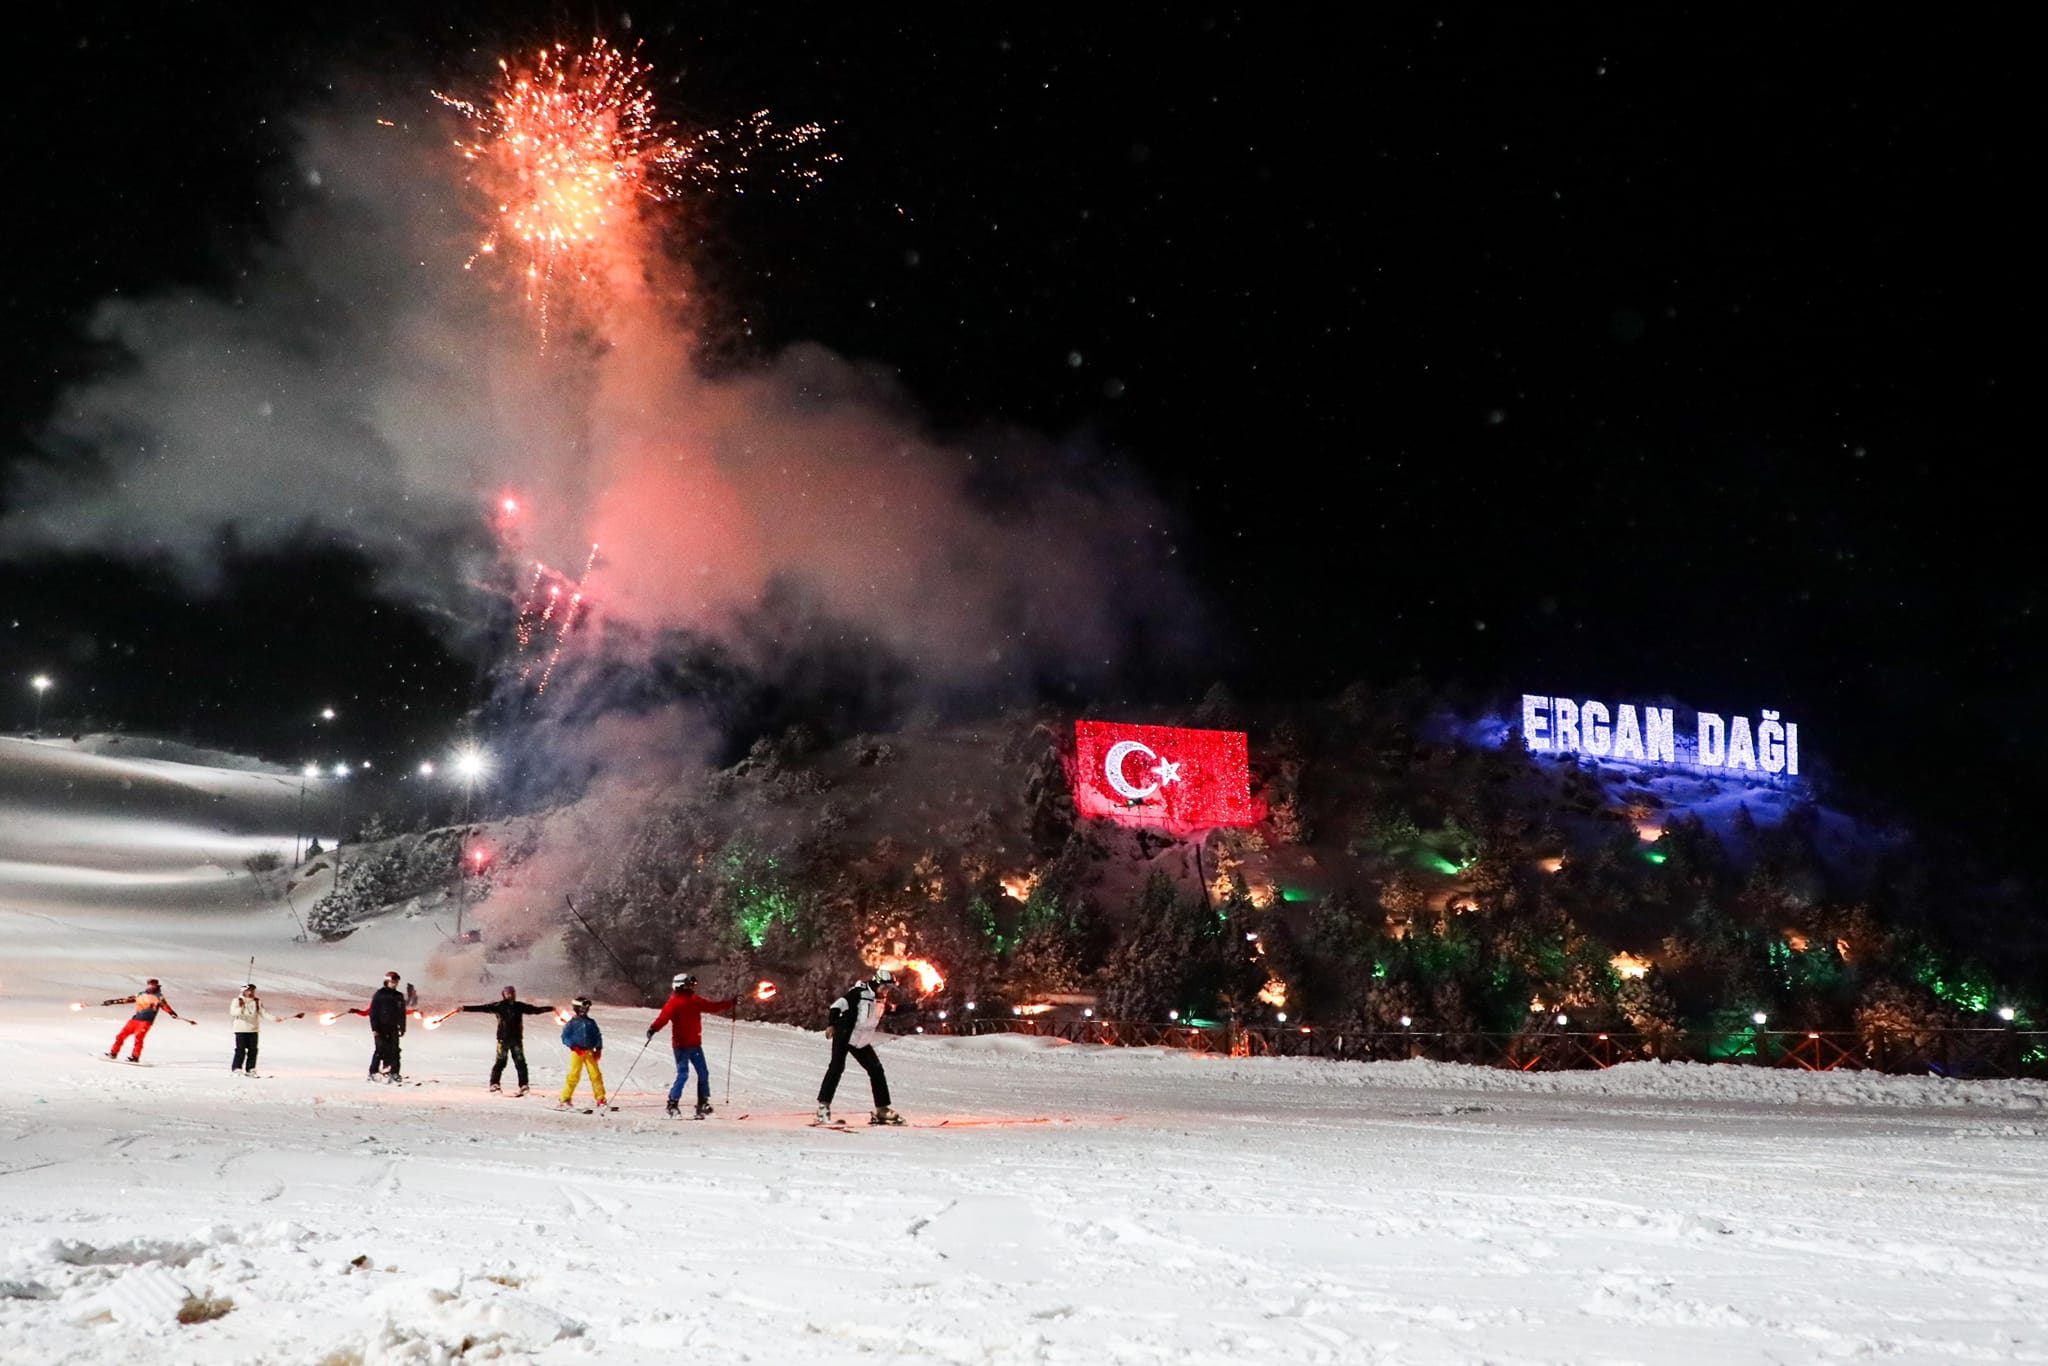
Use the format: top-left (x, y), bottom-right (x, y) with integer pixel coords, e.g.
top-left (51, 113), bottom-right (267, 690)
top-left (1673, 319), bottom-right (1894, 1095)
top-left (111, 1019), bottom-right (152, 1058)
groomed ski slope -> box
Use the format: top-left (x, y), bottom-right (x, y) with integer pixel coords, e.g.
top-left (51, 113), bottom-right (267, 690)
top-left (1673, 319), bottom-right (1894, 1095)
top-left (3, 735), bottom-right (2048, 1364)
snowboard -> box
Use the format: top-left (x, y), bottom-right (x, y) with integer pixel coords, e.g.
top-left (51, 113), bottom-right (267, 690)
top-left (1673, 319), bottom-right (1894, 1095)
top-left (100, 1053), bottom-right (148, 1066)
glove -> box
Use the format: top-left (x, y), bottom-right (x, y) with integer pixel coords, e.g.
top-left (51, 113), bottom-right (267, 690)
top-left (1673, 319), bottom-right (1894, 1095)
top-left (645, 1027), bottom-right (657, 1040)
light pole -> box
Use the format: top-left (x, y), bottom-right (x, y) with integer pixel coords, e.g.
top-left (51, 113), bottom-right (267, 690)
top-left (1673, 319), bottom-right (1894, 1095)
top-left (331, 763), bottom-right (353, 886)
top-left (294, 763), bottom-right (319, 866)
top-left (30, 675), bottom-right (52, 731)
top-left (452, 745), bottom-right (490, 942)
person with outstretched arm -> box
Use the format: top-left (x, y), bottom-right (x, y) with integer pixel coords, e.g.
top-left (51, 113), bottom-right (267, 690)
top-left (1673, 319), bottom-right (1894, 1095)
top-left (557, 997), bottom-right (607, 1110)
top-left (228, 982), bottom-right (301, 1075)
top-left (458, 985), bottom-right (555, 1095)
top-left (103, 978), bottom-right (181, 1062)
top-left (347, 971), bottom-right (410, 1083)
top-left (816, 966), bottom-right (903, 1126)
top-left (646, 973), bottom-right (737, 1118)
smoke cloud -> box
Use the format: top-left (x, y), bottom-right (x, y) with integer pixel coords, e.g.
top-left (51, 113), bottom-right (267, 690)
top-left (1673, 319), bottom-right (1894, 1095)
top-left (1, 81), bottom-right (1198, 709)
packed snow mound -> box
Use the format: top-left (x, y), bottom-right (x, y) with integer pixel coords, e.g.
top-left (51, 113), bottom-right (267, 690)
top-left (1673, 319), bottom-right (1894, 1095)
top-left (56, 733), bottom-right (294, 774)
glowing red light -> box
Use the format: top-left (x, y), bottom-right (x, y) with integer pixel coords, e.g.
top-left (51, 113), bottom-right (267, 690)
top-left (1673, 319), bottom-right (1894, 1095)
top-left (1072, 721), bottom-right (1261, 831)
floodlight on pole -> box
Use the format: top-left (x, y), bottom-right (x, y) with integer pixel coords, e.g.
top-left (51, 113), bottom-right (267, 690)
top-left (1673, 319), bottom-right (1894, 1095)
top-left (452, 744), bottom-right (491, 941)
top-left (1752, 1011), bottom-right (1769, 1026)
top-left (1998, 1006), bottom-right (2017, 1023)
top-left (30, 675), bottom-right (53, 731)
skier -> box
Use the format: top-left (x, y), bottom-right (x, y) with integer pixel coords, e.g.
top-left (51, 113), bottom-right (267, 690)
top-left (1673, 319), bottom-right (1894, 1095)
top-left (816, 966), bottom-right (904, 1125)
top-left (347, 971), bottom-right (410, 1083)
top-left (557, 996), bottom-right (607, 1110)
top-left (102, 978), bottom-right (181, 1061)
top-left (228, 983), bottom-right (301, 1075)
top-left (645, 973), bottom-right (736, 1117)
top-left (457, 985), bottom-right (554, 1094)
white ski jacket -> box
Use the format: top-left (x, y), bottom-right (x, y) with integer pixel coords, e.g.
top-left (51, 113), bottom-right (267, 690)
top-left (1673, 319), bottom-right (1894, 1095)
top-left (829, 982), bottom-right (887, 1048)
top-left (229, 995), bottom-right (280, 1033)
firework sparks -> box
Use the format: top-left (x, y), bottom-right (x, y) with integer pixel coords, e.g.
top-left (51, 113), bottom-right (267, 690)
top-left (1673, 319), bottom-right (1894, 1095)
top-left (435, 37), bottom-right (834, 334)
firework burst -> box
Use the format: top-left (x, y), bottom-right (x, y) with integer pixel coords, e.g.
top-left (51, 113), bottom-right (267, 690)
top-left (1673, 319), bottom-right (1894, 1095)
top-left (435, 37), bottom-right (834, 335)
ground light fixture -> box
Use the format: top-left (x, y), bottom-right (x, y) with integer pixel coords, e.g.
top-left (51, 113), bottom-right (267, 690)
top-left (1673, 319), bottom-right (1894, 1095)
top-left (1998, 1006), bottom-right (2017, 1022)
top-left (1753, 1011), bottom-right (1769, 1025)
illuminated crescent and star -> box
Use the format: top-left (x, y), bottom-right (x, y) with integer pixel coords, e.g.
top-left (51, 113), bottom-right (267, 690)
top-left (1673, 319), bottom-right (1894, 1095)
top-left (1103, 740), bottom-right (1183, 801)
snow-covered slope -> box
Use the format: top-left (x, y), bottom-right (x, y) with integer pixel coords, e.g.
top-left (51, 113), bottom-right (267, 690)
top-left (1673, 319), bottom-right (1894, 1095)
top-left (3, 737), bottom-right (2047, 1364)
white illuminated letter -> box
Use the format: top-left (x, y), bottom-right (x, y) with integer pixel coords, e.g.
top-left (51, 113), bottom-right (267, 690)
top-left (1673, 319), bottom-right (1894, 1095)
top-left (1758, 710), bottom-right (1786, 774)
top-left (1554, 698), bottom-right (1581, 753)
top-left (1521, 694), bottom-right (1551, 751)
top-left (1582, 701), bottom-right (1611, 756)
top-left (1646, 708), bottom-right (1676, 763)
top-left (1727, 715), bottom-right (1757, 770)
top-left (1785, 722), bottom-right (1799, 776)
top-left (1612, 705), bottom-right (1645, 761)
top-left (1697, 712), bottom-right (1726, 767)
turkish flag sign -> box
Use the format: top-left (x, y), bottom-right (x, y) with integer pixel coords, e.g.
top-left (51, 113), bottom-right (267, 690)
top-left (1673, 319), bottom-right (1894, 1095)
top-left (1072, 720), bottom-right (1261, 830)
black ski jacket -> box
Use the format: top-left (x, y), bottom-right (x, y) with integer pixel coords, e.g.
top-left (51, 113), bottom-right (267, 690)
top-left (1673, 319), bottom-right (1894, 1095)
top-left (367, 985), bottom-right (408, 1034)
top-left (460, 998), bottom-right (553, 1043)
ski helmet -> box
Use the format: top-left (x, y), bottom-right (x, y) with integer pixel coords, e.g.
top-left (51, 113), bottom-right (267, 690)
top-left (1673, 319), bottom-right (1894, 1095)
top-left (243, 983), bottom-right (257, 994)
top-left (871, 966), bottom-right (895, 986)
top-left (501, 985), bottom-right (516, 998)
top-left (572, 996), bottom-right (592, 1014)
top-left (673, 973), bottom-right (698, 991)
top-left (384, 971), bottom-right (401, 984)
top-left (145, 978), bottom-right (161, 989)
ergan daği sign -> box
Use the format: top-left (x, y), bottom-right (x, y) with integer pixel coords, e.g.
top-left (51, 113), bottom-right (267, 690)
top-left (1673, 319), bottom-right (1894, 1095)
top-left (1520, 694), bottom-right (1800, 776)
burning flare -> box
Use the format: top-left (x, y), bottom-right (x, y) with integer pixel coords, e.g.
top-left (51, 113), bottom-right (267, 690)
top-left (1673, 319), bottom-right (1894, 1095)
top-left (754, 980), bottom-right (779, 1002)
top-left (319, 1011), bottom-right (339, 1026)
top-left (871, 956), bottom-right (945, 996)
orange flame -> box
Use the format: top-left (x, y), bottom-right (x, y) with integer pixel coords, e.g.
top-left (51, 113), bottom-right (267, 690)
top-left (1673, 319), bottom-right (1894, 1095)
top-left (319, 1011), bottom-right (338, 1026)
top-left (754, 980), bottom-right (779, 1002)
top-left (872, 956), bottom-right (945, 996)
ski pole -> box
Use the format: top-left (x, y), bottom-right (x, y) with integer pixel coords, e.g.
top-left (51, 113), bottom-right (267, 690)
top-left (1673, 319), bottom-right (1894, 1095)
top-left (614, 1034), bottom-right (654, 1097)
top-left (724, 1008), bottom-right (738, 1106)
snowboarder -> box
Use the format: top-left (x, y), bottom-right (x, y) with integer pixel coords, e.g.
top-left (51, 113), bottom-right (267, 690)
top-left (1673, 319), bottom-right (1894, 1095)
top-left (228, 983), bottom-right (301, 1074)
top-left (557, 996), bottom-right (606, 1110)
top-left (347, 971), bottom-right (410, 1083)
top-left (816, 966), bottom-right (903, 1125)
top-left (457, 985), bottom-right (554, 1094)
top-left (103, 978), bottom-right (180, 1061)
top-left (646, 973), bottom-right (737, 1117)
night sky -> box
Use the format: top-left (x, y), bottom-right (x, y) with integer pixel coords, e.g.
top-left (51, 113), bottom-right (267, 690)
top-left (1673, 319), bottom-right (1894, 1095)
top-left (1, 7), bottom-right (2033, 851)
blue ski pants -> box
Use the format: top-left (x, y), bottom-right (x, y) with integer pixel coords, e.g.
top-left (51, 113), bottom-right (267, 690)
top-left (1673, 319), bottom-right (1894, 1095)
top-left (669, 1045), bottom-right (711, 1104)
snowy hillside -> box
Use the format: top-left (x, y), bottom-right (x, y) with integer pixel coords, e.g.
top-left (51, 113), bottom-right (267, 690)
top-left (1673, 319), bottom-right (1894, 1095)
top-left (4, 737), bottom-right (2048, 1364)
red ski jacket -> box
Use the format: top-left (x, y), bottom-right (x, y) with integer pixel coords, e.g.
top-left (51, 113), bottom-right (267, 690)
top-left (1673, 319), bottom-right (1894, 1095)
top-left (648, 991), bottom-right (735, 1048)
